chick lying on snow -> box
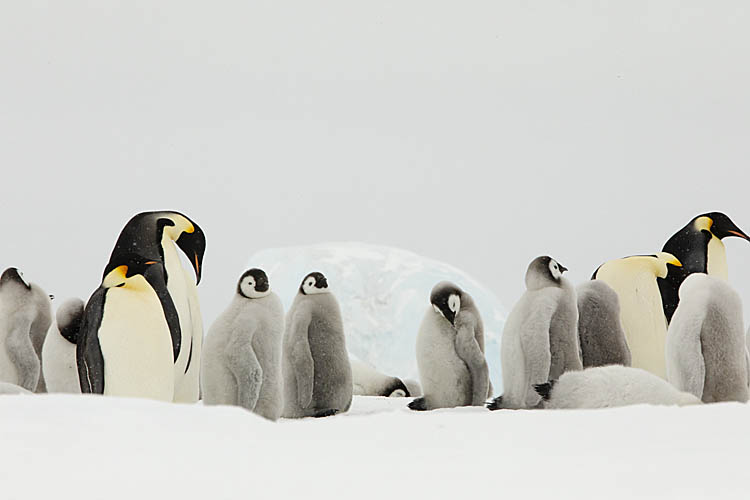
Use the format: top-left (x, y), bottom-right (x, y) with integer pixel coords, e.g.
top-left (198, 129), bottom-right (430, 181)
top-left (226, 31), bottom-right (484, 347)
top-left (534, 365), bottom-right (701, 409)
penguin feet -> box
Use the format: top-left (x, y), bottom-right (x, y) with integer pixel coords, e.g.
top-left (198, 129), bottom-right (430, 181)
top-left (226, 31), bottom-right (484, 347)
top-left (407, 397), bottom-right (428, 411)
top-left (313, 409), bottom-right (339, 418)
top-left (533, 380), bottom-right (556, 401)
top-left (485, 395), bottom-right (504, 411)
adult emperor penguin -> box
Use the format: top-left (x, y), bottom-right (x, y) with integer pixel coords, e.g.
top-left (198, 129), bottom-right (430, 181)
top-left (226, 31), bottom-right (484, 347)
top-left (77, 254), bottom-right (179, 401)
top-left (592, 253), bottom-right (682, 379)
top-left (0, 268), bottom-right (52, 392)
top-left (488, 256), bottom-right (581, 410)
top-left (666, 274), bottom-right (749, 403)
top-left (351, 358), bottom-right (411, 398)
top-left (660, 212), bottom-right (750, 323)
top-left (409, 282), bottom-right (489, 411)
top-left (282, 272), bottom-right (352, 418)
top-left (42, 298), bottom-right (84, 393)
top-left (576, 280), bottom-right (631, 368)
top-left (108, 211), bottom-right (206, 403)
top-left (202, 269), bottom-right (285, 420)
top-left (534, 365), bottom-right (701, 409)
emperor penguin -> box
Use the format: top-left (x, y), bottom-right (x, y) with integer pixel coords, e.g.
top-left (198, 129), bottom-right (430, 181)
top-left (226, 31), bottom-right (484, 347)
top-left (488, 256), bottom-right (581, 411)
top-left (0, 268), bottom-right (53, 392)
top-left (350, 358), bottom-right (411, 397)
top-left (665, 273), bottom-right (749, 403)
top-left (576, 280), bottom-right (631, 368)
top-left (108, 211), bottom-right (206, 403)
top-left (592, 253), bottom-right (682, 379)
top-left (202, 269), bottom-right (285, 420)
top-left (77, 254), bottom-right (179, 401)
top-left (660, 212), bottom-right (750, 322)
top-left (409, 281), bottom-right (490, 411)
top-left (42, 298), bottom-right (84, 393)
top-left (282, 272), bottom-right (352, 418)
top-left (534, 365), bottom-right (701, 409)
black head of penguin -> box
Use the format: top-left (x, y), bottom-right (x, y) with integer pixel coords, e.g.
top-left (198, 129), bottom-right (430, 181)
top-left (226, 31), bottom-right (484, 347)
top-left (526, 256), bottom-right (567, 290)
top-left (102, 253), bottom-right (163, 288)
top-left (108, 211), bottom-right (206, 285)
top-left (0, 267), bottom-right (32, 291)
top-left (703, 212), bottom-right (750, 240)
top-left (299, 272), bottom-right (328, 295)
top-left (430, 282), bottom-right (464, 326)
top-left (237, 268), bottom-right (270, 298)
top-left (384, 378), bottom-right (411, 398)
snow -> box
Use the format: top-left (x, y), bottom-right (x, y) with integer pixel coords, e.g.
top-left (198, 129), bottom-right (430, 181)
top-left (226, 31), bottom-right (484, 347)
top-left (248, 242), bottom-right (506, 391)
top-left (1, 394), bottom-right (748, 499)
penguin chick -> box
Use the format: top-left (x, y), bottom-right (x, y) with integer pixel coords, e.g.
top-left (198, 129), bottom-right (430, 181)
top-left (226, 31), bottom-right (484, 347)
top-left (42, 298), bottom-right (85, 393)
top-left (535, 365), bottom-right (701, 409)
top-left (666, 274), bottom-right (749, 403)
top-left (202, 268), bottom-right (285, 420)
top-left (577, 280), bottom-right (631, 368)
top-left (410, 281), bottom-right (490, 411)
top-left (488, 256), bottom-right (581, 410)
top-left (350, 358), bottom-right (410, 397)
top-left (0, 268), bottom-right (52, 392)
top-left (282, 272), bottom-right (352, 418)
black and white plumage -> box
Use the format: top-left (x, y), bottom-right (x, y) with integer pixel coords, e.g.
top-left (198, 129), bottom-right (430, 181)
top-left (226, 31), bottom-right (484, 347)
top-left (488, 256), bottom-right (581, 410)
top-left (409, 281), bottom-right (489, 411)
top-left (660, 212), bottom-right (750, 323)
top-left (108, 211), bottom-right (206, 403)
top-left (0, 268), bottom-right (52, 392)
top-left (534, 365), bottom-right (701, 409)
top-left (282, 272), bottom-right (352, 418)
top-left (202, 269), bottom-right (285, 420)
top-left (576, 280), bottom-right (631, 368)
top-left (351, 359), bottom-right (410, 397)
top-left (42, 298), bottom-right (84, 393)
top-left (77, 254), bottom-right (177, 401)
top-left (666, 274), bottom-right (749, 403)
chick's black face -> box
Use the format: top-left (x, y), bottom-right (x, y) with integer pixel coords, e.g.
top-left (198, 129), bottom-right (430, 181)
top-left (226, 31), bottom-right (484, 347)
top-left (300, 272), bottom-right (328, 294)
top-left (430, 283), bottom-right (462, 326)
top-left (238, 268), bottom-right (269, 296)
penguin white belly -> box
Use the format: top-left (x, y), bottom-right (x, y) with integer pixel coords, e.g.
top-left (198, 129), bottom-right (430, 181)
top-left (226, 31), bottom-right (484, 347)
top-left (161, 237), bottom-right (198, 402)
top-left (416, 312), bottom-right (470, 408)
top-left (707, 237), bottom-right (728, 279)
top-left (601, 271), bottom-right (667, 378)
top-left (98, 288), bottom-right (174, 401)
top-left (175, 276), bottom-right (203, 403)
top-left (41, 328), bottom-right (80, 393)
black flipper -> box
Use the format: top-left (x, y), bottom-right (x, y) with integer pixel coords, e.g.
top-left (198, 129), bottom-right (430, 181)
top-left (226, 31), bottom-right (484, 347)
top-left (144, 264), bottom-right (182, 363)
top-left (534, 380), bottom-right (556, 401)
top-left (408, 397), bottom-right (428, 411)
top-left (77, 287), bottom-right (107, 394)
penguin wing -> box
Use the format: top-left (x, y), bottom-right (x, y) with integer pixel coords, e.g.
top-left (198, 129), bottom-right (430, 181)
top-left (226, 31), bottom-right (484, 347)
top-left (225, 317), bottom-right (263, 411)
top-left (288, 309), bottom-right (314, 409)
top-left (146, 267), bottom-right (182, 363)
top-left (4, 314), bottom-right (40, 391)
top-left (77, 288), bottom-right (106, 394)
top-left (519, 296), bottom-right (553, 407)
top-left (454, 312), bottom-right (489, 405)
top-left (665, 311), bottom-right (705, 399)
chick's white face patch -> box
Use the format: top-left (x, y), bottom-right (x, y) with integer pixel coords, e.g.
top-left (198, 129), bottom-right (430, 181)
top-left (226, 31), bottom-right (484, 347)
top-left (448, 294), bottom-right (460, 315)
top-left (549, 260), bottom-right (563, 280)
top-left (17, 270), bottom-right (30, 288)
top-left (241, 276), bottom-right (269, 299)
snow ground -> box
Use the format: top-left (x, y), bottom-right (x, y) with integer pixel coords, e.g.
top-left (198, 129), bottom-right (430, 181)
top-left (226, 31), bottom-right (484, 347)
top-left (1, 394), bottom-right (746, 499)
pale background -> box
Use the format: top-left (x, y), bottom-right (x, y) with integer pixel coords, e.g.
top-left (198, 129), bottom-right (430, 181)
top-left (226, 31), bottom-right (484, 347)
top-left (2, 1), bottom-right (749, 326)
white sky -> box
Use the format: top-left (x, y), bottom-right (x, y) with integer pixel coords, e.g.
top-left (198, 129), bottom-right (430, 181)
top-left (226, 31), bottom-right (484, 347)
top-left (2, 1), bottom-right (750, 325)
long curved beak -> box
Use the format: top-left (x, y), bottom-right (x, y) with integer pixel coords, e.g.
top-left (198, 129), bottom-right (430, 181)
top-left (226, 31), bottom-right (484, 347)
top-left (728, 229), bottom-right (750, 241)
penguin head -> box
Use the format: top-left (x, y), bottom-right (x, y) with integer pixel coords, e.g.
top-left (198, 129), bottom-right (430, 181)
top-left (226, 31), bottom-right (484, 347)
top-left (652, 252), bottom-right (683, 278)
top-left (161, 212), bottom-right (206, 285)
top-left (0, 267), bottom-right (31, 291)
top-left (525, 256), bottom-right (567, 290)
top-left (102, 254), bottom-right (160, 290)
top-left (430, 281), bottom-right (463, 326)
top-left (238, 268), bottom-right (271, 299)
top-left (300, 272), bottom-right (329, 295)
top-left (694, 212), bottom-right (750, 241)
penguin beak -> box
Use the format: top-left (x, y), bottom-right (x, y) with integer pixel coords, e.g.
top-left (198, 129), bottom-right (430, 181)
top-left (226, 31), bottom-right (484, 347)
top-left (175, 229), bottom-right (205, 285)
top-left (559, 264), bottom-right (568, 273)
top-left (193, 253), bottom-right (202, 285)
top-left (669, 257), bottom-right (683, 267)
top-left (727, 230), bottom-right (750, 241)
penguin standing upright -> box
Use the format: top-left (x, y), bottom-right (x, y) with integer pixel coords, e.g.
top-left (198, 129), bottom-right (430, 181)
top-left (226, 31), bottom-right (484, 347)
top-left (108, 211), bottom-right (206, 403)
top-left (666, 274), bottom-right (749, 403)
top-left (42, 298), bottom-right (84, 393)
top-left (202, 269), bottom-right (285, 420)
top-left (282, 272), bottom-right (352, 418)
top-left (77, 254), bottom-right (180, 401)
top-left (576, 280), bottom-right (631, 368)
top-left (409, 281), bottom-right (489, 411)
top-left (592, 253), bottom-right (682, 379)
top-left (0, 268), bottom-right (52, 392)
top-left (488, 256), bottom-right (581, 410)
top-left (661, 212), bottom-right (750, 322)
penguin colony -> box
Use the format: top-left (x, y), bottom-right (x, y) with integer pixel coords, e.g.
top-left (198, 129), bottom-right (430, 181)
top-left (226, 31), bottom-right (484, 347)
top-left (1, 210), bottom-right (749, 418)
